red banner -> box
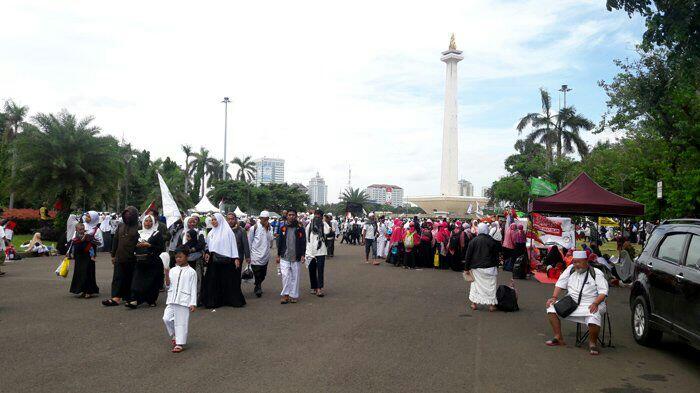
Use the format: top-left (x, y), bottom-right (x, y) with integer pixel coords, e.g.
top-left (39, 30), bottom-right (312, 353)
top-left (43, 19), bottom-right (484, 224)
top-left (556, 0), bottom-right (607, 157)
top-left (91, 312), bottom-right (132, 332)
top-left (532, 213), bottom-right (563, 236)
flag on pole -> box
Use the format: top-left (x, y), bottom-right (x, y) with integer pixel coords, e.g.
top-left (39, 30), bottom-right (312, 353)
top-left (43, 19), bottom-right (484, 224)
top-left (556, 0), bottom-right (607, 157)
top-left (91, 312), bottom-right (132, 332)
top-left (530, 178), bottom-right (557, 196)
top-left (467, 203), bottom-right (473, 214)
top-left (157, 172), bottom-right (181, 228)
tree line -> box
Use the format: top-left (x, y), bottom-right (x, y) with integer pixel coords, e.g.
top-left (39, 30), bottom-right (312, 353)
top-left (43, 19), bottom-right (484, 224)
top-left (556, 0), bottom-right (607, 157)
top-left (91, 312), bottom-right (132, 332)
top-left (488, 0), bottom-right (699, 219)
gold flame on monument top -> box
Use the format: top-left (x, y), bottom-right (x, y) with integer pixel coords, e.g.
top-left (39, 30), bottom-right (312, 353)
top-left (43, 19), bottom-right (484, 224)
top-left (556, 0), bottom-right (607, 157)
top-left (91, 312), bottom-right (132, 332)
top-left (449, 33), bottom-right (457, 50)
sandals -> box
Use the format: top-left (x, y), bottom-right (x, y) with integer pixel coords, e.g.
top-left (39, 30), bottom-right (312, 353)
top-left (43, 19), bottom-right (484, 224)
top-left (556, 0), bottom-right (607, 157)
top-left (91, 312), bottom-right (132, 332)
top-left (280, 297), bottom-right (289, 304)
top-left (545, 338), bottom-right (566, 346)
top-left (171, 345), bottom-right (184, 353)
top-left (125, 301), bottom-right (138, 309)
top-left (317, 290), bottom-right (325, 298)
top-left (289, 298), bottom-right (298, 303)
top-left (102, 299), bottom-right (120, 307)
top-left (589, 346), bottom-right (600, 356)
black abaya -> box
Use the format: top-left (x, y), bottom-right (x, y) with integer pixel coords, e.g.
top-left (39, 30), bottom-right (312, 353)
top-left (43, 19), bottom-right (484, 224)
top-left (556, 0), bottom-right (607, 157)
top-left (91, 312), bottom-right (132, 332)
top-left (69, 244), bottom-right (99, 295)
top-left (202, 255), bottom-right (246, 308)
top-left (129, 231), bottom-right (164, 305)
top-left (111, 258), bottom-right (136, 300)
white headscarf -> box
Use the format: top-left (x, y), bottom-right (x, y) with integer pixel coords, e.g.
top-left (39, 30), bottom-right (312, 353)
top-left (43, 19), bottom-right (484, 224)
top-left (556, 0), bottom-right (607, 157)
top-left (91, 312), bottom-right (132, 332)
top-left (66, 214), bottom-right (78, 240)
top-left (477, 222), bottom-right (489, 235)
top-left (489, 221), bottom-right (502, 241)
top-left (206, 213), bottom-right (239, 258)
top-left (84, 211), bottom-right (100, 232)
top-left (99, 214), bottom-right (112, 233)
top-left (139, 215), bottom-right (157, 241)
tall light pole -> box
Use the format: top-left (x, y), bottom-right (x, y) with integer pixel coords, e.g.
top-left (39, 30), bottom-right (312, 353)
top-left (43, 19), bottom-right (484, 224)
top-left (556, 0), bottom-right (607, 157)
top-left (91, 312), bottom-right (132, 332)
top-left (222, 97), bottom-right (230, 181)
top-left (559, 84), bottom-right (572, 109)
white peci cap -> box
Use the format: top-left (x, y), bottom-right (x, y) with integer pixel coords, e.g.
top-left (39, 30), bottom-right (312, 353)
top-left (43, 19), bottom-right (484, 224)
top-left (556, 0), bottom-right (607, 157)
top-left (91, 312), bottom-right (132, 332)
top-left (259, 210), bottom-right (270, 218)
top-left (572, 251), bottom-right (588, 259)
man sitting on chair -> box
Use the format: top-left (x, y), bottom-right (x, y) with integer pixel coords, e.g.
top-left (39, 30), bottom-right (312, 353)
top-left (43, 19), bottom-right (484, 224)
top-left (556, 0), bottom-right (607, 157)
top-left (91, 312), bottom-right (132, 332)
top-left (545, 250), bottom-right (609, 355)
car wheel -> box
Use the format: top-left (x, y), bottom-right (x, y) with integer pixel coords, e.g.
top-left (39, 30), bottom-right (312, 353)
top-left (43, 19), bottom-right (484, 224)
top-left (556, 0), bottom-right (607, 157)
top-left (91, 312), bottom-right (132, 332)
top-left (631, 295), bottom-right (662, 346)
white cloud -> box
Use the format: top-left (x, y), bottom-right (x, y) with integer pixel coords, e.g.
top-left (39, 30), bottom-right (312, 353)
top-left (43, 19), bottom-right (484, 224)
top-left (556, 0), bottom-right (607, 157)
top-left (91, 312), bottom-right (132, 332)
top-left (0, 0), bottom-right (643, 203)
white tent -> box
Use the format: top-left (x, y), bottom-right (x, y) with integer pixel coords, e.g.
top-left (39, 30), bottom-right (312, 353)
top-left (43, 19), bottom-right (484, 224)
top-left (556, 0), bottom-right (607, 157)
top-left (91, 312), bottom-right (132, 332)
top-left (193, 196), bottom-right (220, 213)
top-left (234, 206), bottom-right (245, 217)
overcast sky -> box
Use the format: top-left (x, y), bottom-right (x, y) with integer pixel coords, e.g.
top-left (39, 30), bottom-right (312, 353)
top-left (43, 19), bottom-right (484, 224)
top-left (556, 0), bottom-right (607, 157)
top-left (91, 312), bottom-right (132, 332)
top-left (1, 1), bottom-right (644, 202)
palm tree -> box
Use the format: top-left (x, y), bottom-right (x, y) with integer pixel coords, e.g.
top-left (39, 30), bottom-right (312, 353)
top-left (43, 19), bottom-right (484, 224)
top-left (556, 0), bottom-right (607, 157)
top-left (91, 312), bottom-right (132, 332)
top-left (555, 106), bottom-right (594, 158)
top-left (340, 187), bottom-right (370, 204)
top-left (231, 156), bottom-right (257, 182)
top-left (3, 99), bottom-right (30, 208)
top-left (516, 88), bottom-right (557, 165)
top-left (207, 159), bottom-right (224, 188)
top-left (13, 110), bottom-right (121, 214)
top-left (187, 147), bottom-right (219, 198)
top-left (181, 144), bottom-right (192, 193)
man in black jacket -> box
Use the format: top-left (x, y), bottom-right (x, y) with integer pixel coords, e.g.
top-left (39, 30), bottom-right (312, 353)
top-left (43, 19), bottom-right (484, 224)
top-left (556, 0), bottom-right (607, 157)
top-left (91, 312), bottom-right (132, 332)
top-left (464, 223), bottom-right (501, 312)
top-left (276, 210), bottom-right (306, 304)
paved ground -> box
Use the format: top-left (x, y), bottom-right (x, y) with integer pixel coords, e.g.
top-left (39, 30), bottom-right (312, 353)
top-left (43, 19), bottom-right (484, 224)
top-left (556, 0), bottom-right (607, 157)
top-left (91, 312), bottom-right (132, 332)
top-left (1, 243), bottom-right (698, 393)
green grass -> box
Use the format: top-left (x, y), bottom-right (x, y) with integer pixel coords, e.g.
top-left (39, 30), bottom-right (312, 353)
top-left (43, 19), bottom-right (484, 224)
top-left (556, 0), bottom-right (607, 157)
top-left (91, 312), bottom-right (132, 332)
top-left (10, 234), bottom-right (56, 249)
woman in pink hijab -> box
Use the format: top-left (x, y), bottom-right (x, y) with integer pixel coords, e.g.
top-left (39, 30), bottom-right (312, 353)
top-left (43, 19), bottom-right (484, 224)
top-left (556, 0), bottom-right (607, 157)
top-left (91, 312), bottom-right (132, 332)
top-left (502, 223), bottom-right (516, 271)
top-left (388, 219), bottom-right (405, 266)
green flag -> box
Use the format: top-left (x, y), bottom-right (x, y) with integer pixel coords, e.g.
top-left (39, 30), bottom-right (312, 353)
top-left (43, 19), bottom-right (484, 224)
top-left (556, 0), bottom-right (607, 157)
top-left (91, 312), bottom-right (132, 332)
top-left (530, 178), bottom-right (557, 196)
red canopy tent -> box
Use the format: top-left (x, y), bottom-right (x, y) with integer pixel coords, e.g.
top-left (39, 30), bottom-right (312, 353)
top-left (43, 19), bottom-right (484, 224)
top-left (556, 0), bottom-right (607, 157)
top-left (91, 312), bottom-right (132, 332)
top-left (531, 172), bottom-right (644, 217)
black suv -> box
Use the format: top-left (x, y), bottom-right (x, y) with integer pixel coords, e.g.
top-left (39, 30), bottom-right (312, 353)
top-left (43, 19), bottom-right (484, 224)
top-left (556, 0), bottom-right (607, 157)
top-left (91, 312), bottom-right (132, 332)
top-left (630, 219), bottom-right (700, 347)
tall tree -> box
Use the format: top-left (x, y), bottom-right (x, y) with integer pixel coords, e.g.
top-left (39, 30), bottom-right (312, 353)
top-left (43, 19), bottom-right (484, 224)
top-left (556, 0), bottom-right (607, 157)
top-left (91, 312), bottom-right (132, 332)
top-left (13, 110), bottom-right (121, 216)
top-left (516, 88), bottom-right (557, 164)
top-left (187, 147), bottom-right (219, 199)
top-left (181, 144), bottom-right (192, 193)
top-left (340, 187), bottom-right (370, 205)
top-left (3, 99), bottom-right (31, 208)
top-left (231, 155), bottom-right (257, 182)
top-left (555, 106), bottom-right (594, 158)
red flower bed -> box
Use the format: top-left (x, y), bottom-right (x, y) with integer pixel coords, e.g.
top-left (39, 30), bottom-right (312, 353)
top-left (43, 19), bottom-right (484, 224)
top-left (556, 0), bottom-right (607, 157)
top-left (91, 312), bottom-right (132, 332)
top-left (2, 209), bottom-right (57, 220)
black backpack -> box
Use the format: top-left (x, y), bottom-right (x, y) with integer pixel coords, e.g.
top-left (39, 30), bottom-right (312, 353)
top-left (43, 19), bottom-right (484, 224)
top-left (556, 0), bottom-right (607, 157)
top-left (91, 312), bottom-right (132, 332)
top-left (512, 254), bottom-right (528, 279)
top-left (496, 285), bottom-right (519, 312)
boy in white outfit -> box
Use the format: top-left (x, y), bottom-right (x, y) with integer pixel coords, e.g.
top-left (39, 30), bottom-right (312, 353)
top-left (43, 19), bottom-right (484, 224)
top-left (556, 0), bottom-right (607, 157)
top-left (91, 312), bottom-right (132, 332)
top-left (163, 248), bottom-right (197, 353)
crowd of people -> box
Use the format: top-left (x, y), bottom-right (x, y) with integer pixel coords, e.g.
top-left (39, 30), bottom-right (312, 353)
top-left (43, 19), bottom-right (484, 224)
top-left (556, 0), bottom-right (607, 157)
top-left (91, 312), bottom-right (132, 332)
top-left (59, 206), bottom-right (343, 352)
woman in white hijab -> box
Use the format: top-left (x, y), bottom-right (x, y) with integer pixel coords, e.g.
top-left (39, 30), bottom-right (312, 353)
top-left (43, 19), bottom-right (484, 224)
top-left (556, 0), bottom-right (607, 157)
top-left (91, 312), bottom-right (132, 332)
top-left (125, 215), bottom-right (165, 309)
top-left (66, 214), bottom-right (79, 242)
top-left (489, 221), bottom-right (503, 242)
top-left (464, 222), bottom-right (501, 312)
top-left (201, 213), bottom-right (245, 308)
top-left (82, 210), bottom-right (104, 249)
top-left (99, 214), bottom-right (114, 252)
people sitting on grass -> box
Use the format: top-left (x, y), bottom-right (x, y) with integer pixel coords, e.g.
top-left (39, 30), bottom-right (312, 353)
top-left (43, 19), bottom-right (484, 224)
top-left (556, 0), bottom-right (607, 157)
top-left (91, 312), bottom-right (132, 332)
top-left (545, 250), bottom-right (609, 355)
top-left (24, 232), bottom-right (53, 256)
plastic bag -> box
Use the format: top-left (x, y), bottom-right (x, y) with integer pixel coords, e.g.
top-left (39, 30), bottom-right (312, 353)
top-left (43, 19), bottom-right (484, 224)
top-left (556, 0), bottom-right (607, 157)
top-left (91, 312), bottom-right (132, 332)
top-left (56, 258), bottom-right (70, 278)
top-left (433, 250), bottom-right (439, 267)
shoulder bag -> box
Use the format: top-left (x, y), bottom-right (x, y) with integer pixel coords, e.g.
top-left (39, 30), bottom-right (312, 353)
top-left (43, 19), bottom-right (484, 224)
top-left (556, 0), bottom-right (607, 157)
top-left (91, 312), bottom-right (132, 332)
top-left (554, 268), bottom-right (589, 318)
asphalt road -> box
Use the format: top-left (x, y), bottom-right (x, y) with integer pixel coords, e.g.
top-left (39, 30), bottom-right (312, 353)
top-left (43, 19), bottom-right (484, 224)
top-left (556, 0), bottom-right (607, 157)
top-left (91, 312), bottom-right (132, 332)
top-left (1, 244), bottom-right (698, 393)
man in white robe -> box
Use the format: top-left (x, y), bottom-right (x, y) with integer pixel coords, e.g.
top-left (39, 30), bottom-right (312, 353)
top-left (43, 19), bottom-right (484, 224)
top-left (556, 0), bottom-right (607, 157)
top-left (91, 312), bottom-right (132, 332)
top-left (545, 251), bottom-right (609, 355)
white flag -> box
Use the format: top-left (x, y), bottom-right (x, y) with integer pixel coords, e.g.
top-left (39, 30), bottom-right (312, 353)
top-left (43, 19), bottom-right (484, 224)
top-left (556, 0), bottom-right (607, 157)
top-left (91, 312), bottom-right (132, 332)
top-left (467, 203), bottom-right (473, 214)
top-left (157, 172), bottom-right (181, 228)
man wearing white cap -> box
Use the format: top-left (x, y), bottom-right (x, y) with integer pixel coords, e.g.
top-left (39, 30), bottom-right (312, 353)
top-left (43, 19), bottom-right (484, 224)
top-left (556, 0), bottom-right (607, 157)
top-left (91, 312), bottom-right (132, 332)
top-left (248, 210), bottom-right (274, 297)
top-left (545, 250), bottom-right (609, 355)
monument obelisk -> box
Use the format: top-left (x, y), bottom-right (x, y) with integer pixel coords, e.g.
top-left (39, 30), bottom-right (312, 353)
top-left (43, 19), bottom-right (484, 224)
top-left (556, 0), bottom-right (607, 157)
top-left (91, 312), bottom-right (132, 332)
top-left (439, 33), bottom-right (463, 196)
top-left (408, 34), bottom-right (488, 216)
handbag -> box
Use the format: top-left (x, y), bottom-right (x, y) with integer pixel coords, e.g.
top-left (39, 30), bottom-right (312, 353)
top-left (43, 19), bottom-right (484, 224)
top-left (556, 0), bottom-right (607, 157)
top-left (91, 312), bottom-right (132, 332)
top-left (241, 263), bottom-right (254, 281)
top-left (554, 268), bottom-right (589, 318)
top-left (56, 257), bottom-right (70, 278)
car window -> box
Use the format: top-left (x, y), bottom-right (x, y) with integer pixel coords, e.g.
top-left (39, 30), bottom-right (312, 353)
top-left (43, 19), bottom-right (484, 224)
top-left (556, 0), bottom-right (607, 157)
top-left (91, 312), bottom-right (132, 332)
top-left (644, 231), bottom-right (664, 253)
top-left (656, 233), bottom-right (687, 264)
top-left (685, 235), bottom-right (700, 269)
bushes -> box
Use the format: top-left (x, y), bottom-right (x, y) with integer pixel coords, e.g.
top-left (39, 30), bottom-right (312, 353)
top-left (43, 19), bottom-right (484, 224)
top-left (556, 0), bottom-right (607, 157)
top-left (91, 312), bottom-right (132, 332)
top-left (2, 209), bottom-right (59, 241)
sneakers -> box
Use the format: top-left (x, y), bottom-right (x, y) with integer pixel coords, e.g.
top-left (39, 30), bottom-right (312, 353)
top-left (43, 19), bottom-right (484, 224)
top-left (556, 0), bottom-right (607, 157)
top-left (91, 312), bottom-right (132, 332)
top-left (254, 285), bottom-right (262, 298)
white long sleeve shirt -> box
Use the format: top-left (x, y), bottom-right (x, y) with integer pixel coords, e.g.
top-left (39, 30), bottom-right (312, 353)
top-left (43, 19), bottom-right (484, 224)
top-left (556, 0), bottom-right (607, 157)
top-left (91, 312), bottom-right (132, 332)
top-left (166, 265), bottom-right (198, 307)
top-left (248, 223), bottom-right (273, 265)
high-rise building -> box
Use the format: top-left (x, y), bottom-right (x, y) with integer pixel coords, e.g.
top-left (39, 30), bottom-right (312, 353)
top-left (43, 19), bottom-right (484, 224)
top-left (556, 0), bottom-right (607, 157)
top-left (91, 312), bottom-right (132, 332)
top-left (481, 186), bottom-right (490, 197)
top-left (458, 179), bottom-right (473, 196)
top-left (252, 157), bottom-right (285, 185)
top-left (365, 184), bottom-right (404, 207)
top-left (307, 172), bottom-right (328, 206)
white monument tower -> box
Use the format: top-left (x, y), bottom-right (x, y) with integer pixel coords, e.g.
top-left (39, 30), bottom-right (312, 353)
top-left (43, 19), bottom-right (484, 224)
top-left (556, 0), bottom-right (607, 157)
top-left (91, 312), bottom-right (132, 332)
top-left (407, 34), bottom-right (488, 216)
top-left (440, 33), bottom-right (463, 196)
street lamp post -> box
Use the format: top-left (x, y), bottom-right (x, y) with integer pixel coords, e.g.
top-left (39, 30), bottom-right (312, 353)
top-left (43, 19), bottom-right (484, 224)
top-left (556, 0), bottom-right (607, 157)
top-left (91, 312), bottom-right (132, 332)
top-left (222, 97), bottom-right (230, 181)
top-left (559, 84), bottom-right (572, 109)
